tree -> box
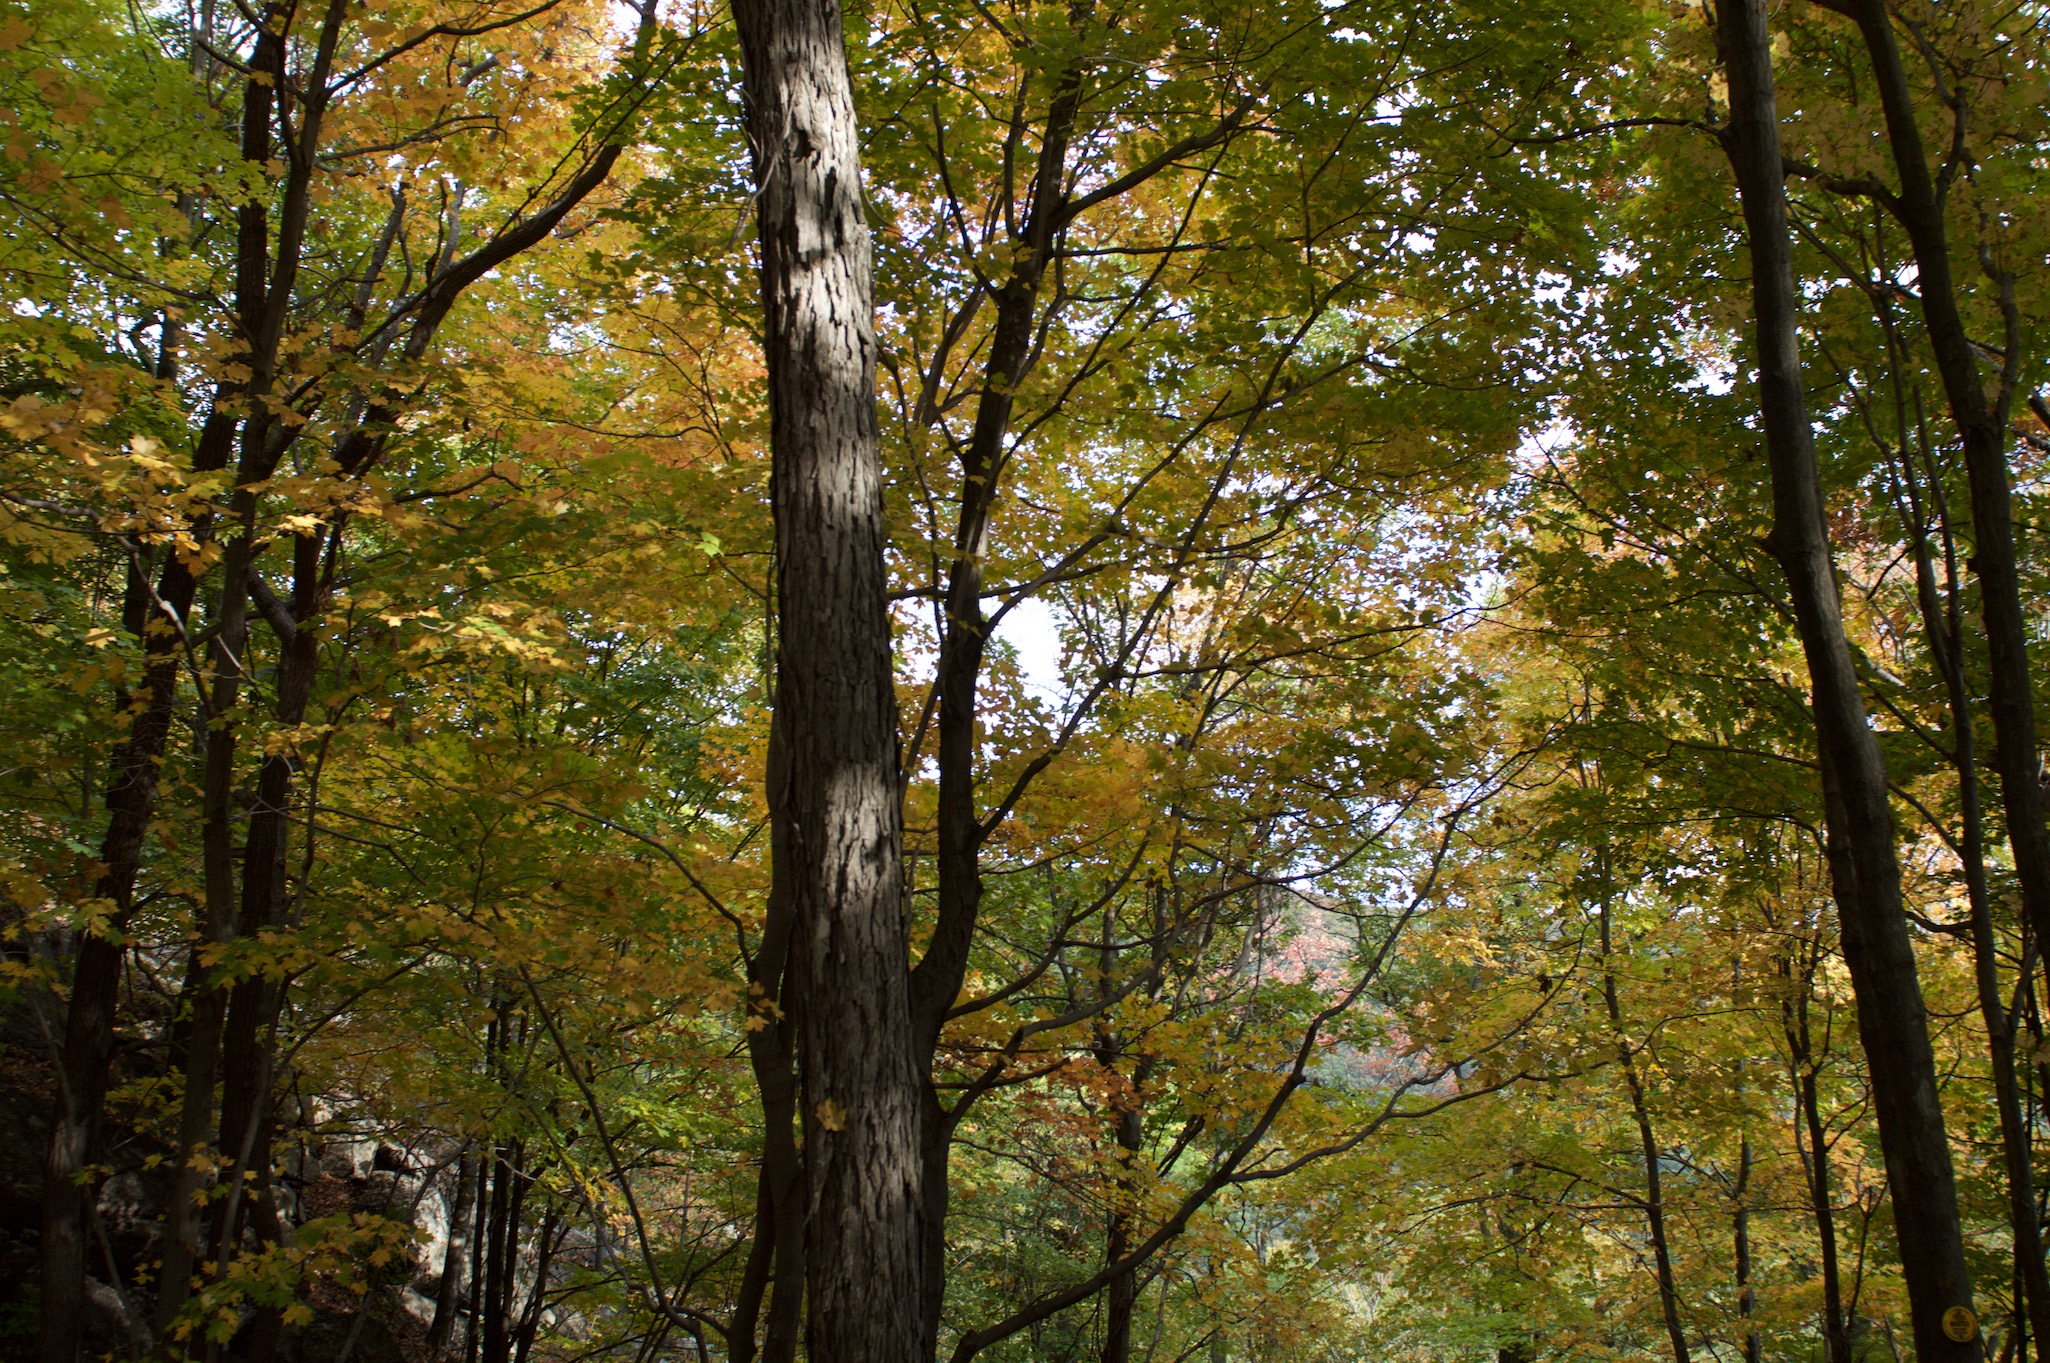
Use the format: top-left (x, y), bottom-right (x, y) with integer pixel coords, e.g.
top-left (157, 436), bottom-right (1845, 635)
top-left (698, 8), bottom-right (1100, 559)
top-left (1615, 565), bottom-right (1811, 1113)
top-left (8, 0), bottom-right (2050, 1359)
top-left (729, 0), bottom-right (927, 1356)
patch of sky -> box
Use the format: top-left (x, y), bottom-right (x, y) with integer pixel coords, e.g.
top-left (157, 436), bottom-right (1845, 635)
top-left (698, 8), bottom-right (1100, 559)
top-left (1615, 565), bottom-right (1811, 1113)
top-left (991, 593), bottom-right (1067, 701)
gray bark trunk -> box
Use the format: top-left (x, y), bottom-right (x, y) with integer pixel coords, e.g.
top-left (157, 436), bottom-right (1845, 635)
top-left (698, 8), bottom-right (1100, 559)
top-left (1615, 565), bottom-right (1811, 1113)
top-left (731, 0), bottom-right (924, 1358)
top-left (429, 1152), bottom-right (478, 1359)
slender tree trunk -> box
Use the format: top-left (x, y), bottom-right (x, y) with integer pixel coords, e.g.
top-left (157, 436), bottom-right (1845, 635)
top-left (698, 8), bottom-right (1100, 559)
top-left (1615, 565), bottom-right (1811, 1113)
top-left (731, 0), bottom-right (921, 1357)
top-left (33, 13), bottom-right (288, 1341)
top-left (1899, 458), bottom-right (2050, 1355)
top-left (734, 722), bottom-right (805, 1363)
top-left (429, 1153), bottom-right (479, 1360)
top-left (1783, 941), bottom-right (1851, 1363)
top-left (155, 4), bottom-right (352, 1337)
top-left (902, 45), bottom-right (1091, 1352)
top-left (238, 1176), bottom-right (289, 1363)
top-left (510, 1208), bottom-right (558, 1363)
top-left (1094, 909), bottom-right (1147, 1363)
top-left (1841, 0), bottom-right (2050, 979)
top-left (155, 933), bottom-right (231, 1332)
top-left (465, 1111), bottom-right (489, 1363)
top-left (160, 493), bottom-right (263, 1343)
top-left (1597, 895), bottom-right (1689, 1363)
top-left (37, 590), bottom-right (206, 1357)
top-left (1733, 1134), bottom-right (1760, 1363)
top-left (480, 1138), bottom-right (523, 1363)
top-left (1098, 1089), bottom-right (1144, 1363)
top-left (196, 0), bottom-right (350, 1285)
top-left (40, 15), bottom-right (627, 1351)
top-left (1716, 6), bottom-right (1977, 1357)
top-left (201, 530), bottom-right (324, 1297)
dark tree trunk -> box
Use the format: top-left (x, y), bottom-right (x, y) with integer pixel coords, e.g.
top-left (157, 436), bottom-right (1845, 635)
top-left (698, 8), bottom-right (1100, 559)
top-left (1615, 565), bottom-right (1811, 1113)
top-left (510, 1208), bottom-right (559, 1363)
top-left (1783, 939), bottom-right (1851, 1363)
top-left (479, 1137), bottom-right (532, 1363)
top-left (1733, 1134), bottom-right (1760, 1363)
top-left (156, 877), bottom-right (235, 1334)
top-left (902, 39), bottom-right (1090, 1354)
top-left (202, 529), bottom-right (325, 1291)
top-left (730, 0), bottom-right (922, 1358)
top-left (1097, 1090), bottom-right (1144, 1363)
top-left (1597, 895), bottom-right (1689, 1363)
top-left (33, 13), bottom-right (287, 1344)
top-left (465, 1103), bottom-right (489, 1363)
top-left (1717, 5), bottom-right (1976, 1356)
top-left (39, 554), bottom-right (202, 1357)
top-left (734, 721), bottom-right (806, 1363)
top-left (1898, 455), bottom-right (2050, 1354)
top-left (1841, 0), bottom-right (2050, 987)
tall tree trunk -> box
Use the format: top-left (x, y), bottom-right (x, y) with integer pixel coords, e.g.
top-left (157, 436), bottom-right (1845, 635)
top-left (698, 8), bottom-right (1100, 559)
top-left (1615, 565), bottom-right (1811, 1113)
top-left (1898, 450), bottom-right (2050, 1355)
top-left (903, 39), bottom-right (1091, 1352)
top-left (730, 0), bottom-right (922, 1358)
top-left (200, 529), bottom-right (325, 1301)
top-left (1098, 1085), bottom-right (1144, 1363)
top-left (1841, 0), bottom-right (2050, 978)
top-left (464, 1086), bottom-right (490, 1363)
top-left (37, 547), bottom-right (204, 1363)
top-left (1717, 8), bottom-right (1976, 1355)
top-left (1093, 910), bottom-right (1148, 1363)
top-left (477, 1136), bottom-right (537, 1363)
top-left (33, 8), bottom-right (292, 1342)
top-left (156, 936), bottom-right (228, 1334)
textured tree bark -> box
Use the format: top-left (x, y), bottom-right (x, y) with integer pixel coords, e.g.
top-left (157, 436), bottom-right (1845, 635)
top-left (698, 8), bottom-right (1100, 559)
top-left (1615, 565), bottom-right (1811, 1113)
top-left (731, 0), bottom-right (923, 1357)
top-left (1717, 5), bottom-right (1976, 1358)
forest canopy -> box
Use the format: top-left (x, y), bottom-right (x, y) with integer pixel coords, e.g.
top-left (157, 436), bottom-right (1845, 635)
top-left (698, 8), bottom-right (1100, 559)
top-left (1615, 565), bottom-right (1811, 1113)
top-left (2, 1), bottom-right (2048, 1362)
